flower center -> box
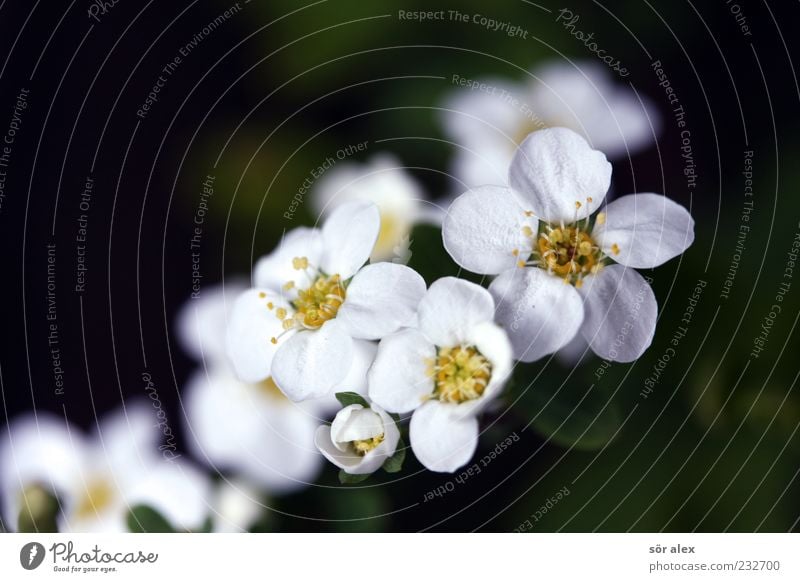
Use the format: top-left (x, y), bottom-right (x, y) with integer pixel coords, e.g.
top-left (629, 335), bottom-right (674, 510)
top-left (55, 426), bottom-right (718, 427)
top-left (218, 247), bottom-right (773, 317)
top-left (513, 206), bottom-right (612, 287)
top-left (350, 434), bottom-right (385, 456)
top-left (429, 345), bottom-right (492, 404)
top-left (536, 225), bottom-right (602, 284)
top-left (74, 478), bottom-right (115, 520)
top-left (256, 377), bottom-right (287, 402)
top-left (292, 273), bottom-right (346, 329)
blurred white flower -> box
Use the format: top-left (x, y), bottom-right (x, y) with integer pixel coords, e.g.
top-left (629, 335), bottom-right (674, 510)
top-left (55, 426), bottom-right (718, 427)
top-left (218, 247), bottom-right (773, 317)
top-left (209, 478), bottom-right (264, 533)
top-left (443, 127), bottom-right (695, 363)
top-left (0, 404), bottom-right (211, 532)
top-left (314, 403), bottom-right (400, 475)
top-left (441, 60), bottom-right (661, 188)
top-left (312, 154), bottom-right (440, 263)
top-left (227, 200), bottom-right (426, 401)
top-left (177, 283), bottom-right (365, 494)
top-left (369, 278), bottom-right (512, 473)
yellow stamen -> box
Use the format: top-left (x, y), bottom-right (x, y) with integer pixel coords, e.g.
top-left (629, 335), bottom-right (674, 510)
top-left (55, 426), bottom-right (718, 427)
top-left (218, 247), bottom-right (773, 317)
top-left (292, 256), bottom-right (309, 270)
top-left (428, 345), bottom-right (492, 404)
top-left (351, 434), bottom-right (385, 456)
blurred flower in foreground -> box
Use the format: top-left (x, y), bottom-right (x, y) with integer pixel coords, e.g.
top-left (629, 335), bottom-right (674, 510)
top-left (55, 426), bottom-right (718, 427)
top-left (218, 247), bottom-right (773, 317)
top-left (441, 60), bottom-right (660, 188)
top-left (369, 278), bottom-right (512, 472)
top-left (0, 404), bottom-right (210, 532)
top-left (178, 284), bottom-right (349, 494)
top-left (315, 402), bottom-right (400, 475)
top-left (443, 127), bottom-right (695, 363)
top-left (312, 154), bottom-right (441, 263)
top-left (209, 478), bottom-right (264, 533)
top-left (227, 200), bottom-right (425, 401)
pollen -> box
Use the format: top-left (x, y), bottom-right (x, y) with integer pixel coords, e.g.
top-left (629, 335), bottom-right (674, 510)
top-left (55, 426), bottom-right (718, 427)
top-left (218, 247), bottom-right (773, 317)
top-left (429, 345), bottom-right (492, 404)
top-left (258, 292), bottom-right (266, 299)
top-left (595, 212), bottom-right (606, 225)
top-left (524, 210), bottom-right (535, 217)
top-left (351, 434), bottom-right (385, 456)
top-left (292, 256), bottom-right (309, 270)
top-left (75, 479), bottom-right (115, 520)
top-left (282, 281), bottom-right (295, 291)
top-left (292, 274), bottom-right (346, 329)
top-left (276, 307), bottom-right (287, 320)
top-left (536, 225), bottom-right (604, 285)
top-left (611, 243), bottom-right (620, 255)
top-left (267, 302), bottom-right (274, 310)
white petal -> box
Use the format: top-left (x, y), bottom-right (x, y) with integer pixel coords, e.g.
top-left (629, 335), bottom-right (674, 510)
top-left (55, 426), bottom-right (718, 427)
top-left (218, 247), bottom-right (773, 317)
top-left (311, 155), bottom-right (423, 262)
top-left (449, 139), bottom-right (515, 189)
top-left (314, 426), bottom-right (362, 471)
top-left (593, 193), bottom-right (695, 268)
top-left (1, 414), bottom-right (86, 528)
top-left (175, 281), bottom-right (247, 363)
top-left (368, 328), bottom-right (435, 414)
top-left (440, 77), bottom-right (525, 146)
top-left (331, 405), bottom-right (384, 445)
top-left (442, 186), bottom-right (536, 275)
top-left (183, 367), bottom-right (323, 494)
top-left (418, 277), bottom-right (495, 346)
top-left (271, 321), bottom-right (354, 401)
top-left (410, 401), bottom-right (478, 473)
top-left (226, 289), bottom-right (294, 383)
top-left (461, 321), bottom-right (513, 414)
top-left (337, 263), bottom-right (426, 340)
top-left (528, 60), bottom-right (659, 158)
top-left (579, 265), bottom-right (658, 362)
top-left (319, 200), bottom-right (380, 279)
top-left (508, 127), bottom-right (611, 223)
top-left (334, 339), bottom-right (377, 396)
top-left (211, 478), bottom-right (264, 533)
top-left (253, 228), bottom-right (324, 298)
top-left (97, 401), bottom-right (163, 483)
top-left (124, 460), bottom-right (212, 531)
top-left (489, 268), bottom-right (584, 362)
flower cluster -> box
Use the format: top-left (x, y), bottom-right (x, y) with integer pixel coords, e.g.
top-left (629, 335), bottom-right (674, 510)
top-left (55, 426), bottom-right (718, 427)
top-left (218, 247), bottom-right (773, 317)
top-left (0, 65), bottom-right (693, 531)
top-left (221, 126), bottom-right (693, 479)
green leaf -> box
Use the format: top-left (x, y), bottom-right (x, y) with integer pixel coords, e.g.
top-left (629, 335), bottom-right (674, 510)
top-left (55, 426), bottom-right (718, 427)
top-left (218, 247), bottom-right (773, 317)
top-left (335, 391), bottom-right (369, 408)
top-left (382, 438), bottom-right (407, 473)
top-left (338, 470), bottom-right (370, 484)
top-left (195, 515), bottom-right (214, 533)
top-left (126, 505), bottom-right (175, 533)
top-left (515, 368), bottom-right (622, 450)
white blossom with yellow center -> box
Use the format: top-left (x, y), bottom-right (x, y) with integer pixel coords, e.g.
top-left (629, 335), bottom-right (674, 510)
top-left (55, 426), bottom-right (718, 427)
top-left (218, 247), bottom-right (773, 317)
top-left (0, 405), bottom-right (211, 532)
top-left (177, 285), bottom-right (363, 494)
top-left (311, 154), bottom-right (441, 263)
top-left (226, 200), bottom-right (426, 401)
top-left (440, 59), bottom-right (661, 188)
top-left (369, 278), bottom-right (512, 473)
top-left (314, 403), bottom-right (400, 475)
top-left (443, 127), bottom-right (695, 363)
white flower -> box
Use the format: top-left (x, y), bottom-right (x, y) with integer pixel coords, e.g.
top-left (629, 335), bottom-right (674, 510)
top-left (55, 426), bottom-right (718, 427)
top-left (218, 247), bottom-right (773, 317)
top-left (442, 127), bottom-right (695, 363)
top-left (314, 403), bottom-right (400, 475)
top-left (369, 278), bottom-right (512, 473)
top-left (227, 200), bottom-right (426, 401)
top-left (0, 404), bottom-right (211, 532)
top-left (312, 154), bottom-right (440, 262)
top-left (177, 284), bottom-right (360, 494)
top-left (208, 478), bottom-right (264, 533)
top-left (441, 60), bottom-right (660, 188)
